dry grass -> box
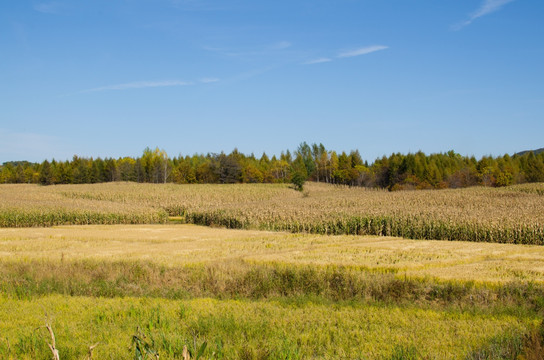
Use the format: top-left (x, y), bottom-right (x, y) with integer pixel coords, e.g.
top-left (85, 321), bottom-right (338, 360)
top-left (1, 224), bottom-right (543, 283)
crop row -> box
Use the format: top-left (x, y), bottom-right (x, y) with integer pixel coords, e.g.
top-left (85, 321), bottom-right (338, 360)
top-left (181, 210), bottom-right (544, 245)
top-left (0, 209), bottom-right (168, 227)
top-left (1, 182), bottom-right (544, 244)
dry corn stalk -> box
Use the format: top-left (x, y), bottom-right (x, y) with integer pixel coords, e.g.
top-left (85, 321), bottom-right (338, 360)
top-left (182, 345), bottom-right (190, 360)
top-left (86, 342), bottom-right (99, 360)
top-left (44, 324), bottom-right (59, 360)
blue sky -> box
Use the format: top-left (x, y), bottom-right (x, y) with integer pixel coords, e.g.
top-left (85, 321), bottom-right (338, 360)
top-left (1, 0), bottom-right (543, 163)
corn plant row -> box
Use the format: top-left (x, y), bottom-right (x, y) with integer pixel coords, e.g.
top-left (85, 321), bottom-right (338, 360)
top-left (180, 210), bottom-right (544, 245)
top-left (1, 182), bottom-right (544, 244)
top-left (0, 209), bottom-right (168, 228)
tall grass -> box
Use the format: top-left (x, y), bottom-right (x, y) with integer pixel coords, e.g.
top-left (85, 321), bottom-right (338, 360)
top-left (1, 259), bottom-right (544, 313)
top-left (0, 295), bottom-right (538, 359)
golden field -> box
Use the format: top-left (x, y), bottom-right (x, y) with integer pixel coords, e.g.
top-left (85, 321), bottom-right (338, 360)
top-left (1, 224), bottom-right (543, 283)
top-left (0, 224), bottom-right (543, 358)
top-left (1, 183), bottom-right (544, 358)
top-left (2, 182), bottom-right (544, 244)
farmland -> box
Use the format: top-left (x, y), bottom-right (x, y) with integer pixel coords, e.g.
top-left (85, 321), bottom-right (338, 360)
top-left (1, 182), bottom-right (544, 244)
top-left (1, 225), bottom-right (544, 283)
top-left (0, 183), bottom-right (544, 358)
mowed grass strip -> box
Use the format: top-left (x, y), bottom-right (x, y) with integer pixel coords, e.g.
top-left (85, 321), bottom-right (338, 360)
top-left (1, 224), bottom-right (543, 283)
top-left (0, 295), bottom-right (536, 360)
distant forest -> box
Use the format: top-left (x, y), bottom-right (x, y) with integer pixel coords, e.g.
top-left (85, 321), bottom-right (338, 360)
top-left (1, 143), bottom-right (544, 190)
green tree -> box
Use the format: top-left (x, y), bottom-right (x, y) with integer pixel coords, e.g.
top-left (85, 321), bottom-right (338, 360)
top-left (39, 160), bottom-right (53, 185)
top-left (291, 170), bottom-right (306, 191)
top-left (118, 157), bottom-right (136, 182)
top-left (296, 142), bottom-right (316, 180)
top-left (290, 154), bottom-right (308, 191)
top-left (524, 152), bottom-right (544, 182)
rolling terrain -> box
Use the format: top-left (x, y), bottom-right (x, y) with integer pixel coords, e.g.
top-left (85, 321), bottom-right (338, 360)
top-left (0, 183), bottom-right (543, 358)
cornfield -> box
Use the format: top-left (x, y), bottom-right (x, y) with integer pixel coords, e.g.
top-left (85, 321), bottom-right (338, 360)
top-left (0, 184), bottom-right (168, 227)
top-left (1, 182), bottom-right (544, 244)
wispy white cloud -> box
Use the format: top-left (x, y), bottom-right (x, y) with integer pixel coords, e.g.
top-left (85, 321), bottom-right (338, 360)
top-left (303, 57), bottom-right (332, 65)
top-left (199, 77), bottom-right (220, 83)
top-left (223, 66), bottom-right (277, 83)
top-left (271, 41), bottom-right (292, 50)
top-left (80, 80), bottom-right (193, 93)
top-left (452, 0), bottom-right (515, 30)
top-left (33, 2), bottom-right (61, 14)
top-left (202, 41), bottom-right (293, 60)
top-left (337, 45), bottom-right (388, 58)
top-left (302, 45), bottom-right (388, 65)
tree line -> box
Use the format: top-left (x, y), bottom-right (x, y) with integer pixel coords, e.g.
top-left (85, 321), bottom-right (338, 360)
top-left (1, 143), bottom-right (543, 190)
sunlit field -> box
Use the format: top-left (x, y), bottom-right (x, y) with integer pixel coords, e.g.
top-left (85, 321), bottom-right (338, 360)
top-left (1, 224), bottom-right (544, 283)
top-left (1, 183), bottom-right (544, 358)
top-left (2, 182), bottom-right (544, 244)
top-left (4, 0), bottom-right (544, 357)
top-left (0, 225), bottom-right (543, 359)
top-left (0, 295), bottom-right (536, 360)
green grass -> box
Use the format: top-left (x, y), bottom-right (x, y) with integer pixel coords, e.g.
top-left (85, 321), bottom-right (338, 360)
top-left (2, 259), bottom-right (544, 313)
top-left (0, 295), bottom-right (537, 359)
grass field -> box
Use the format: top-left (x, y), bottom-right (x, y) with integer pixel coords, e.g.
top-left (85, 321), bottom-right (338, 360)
top-left (0, 295), bottom-right (536, 359)
top-left (2, 182), bottom-right (544, 244)
top-left (1, 183), bottom-right (544, 358)
top-left (0, 225), bottom-right (543, 359)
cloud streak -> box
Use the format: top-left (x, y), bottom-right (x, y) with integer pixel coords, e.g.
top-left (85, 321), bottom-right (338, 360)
top-left (303, 45), bottom-right (388, 65)
top-left (304, 57), bottom-right (332, 65)
top-left (271, 41), bottom-right (292, 50)
top-left (337, 45), bottom-right (389, 58)
top-left (80, 80), bottom-right (194, 93)
top-left (202, 41), bottom-right (293, 60)
top-left (453, 0), bottom-right (515, 30)
top-left (199, 77), bottom-right (220, 83)
top-left (33, 2), bottom-right (61, 14)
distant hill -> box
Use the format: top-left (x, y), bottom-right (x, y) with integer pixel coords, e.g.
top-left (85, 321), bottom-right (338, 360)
top-left (515, 148), bottom-right (544, 156)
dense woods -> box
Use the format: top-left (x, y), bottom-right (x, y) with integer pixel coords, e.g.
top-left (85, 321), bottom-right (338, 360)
top-left (1, 143), bottom-right (544, 190)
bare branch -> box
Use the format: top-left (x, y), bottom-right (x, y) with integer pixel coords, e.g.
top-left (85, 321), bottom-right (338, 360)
top-left (45, 324), bottom-right (60, 360)
top-left (182, 345), bottom-right (190, 360)
top-left (86, 342), bottom-right (100, 360)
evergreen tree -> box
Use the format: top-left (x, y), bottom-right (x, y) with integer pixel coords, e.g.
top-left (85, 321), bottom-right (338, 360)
top-left (39, 160), bottom-right (53, 185)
